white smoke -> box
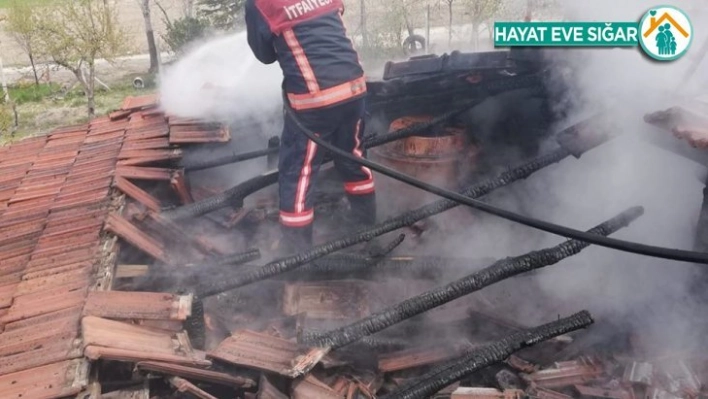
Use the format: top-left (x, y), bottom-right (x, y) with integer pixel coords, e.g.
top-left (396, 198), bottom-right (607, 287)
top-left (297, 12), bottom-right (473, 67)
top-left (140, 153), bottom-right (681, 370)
top-left (158, 31), bottom-right (284, 124)
top-left (437, 0), bottom-right (708, 355)
top-left (153, 2), bottom-right (708, 354)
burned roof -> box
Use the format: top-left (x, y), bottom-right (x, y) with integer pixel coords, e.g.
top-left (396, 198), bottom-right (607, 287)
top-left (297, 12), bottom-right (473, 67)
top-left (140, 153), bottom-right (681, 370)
top-left (0, 94), bottom-right (229, 398)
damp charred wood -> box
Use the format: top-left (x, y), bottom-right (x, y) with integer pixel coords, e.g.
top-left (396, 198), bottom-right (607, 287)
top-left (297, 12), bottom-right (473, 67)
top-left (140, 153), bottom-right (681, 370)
top-left (180, 147), bottom-right (279, 172)
top-left (356, 336), bottom-right (410, 352)
top-left (185, 295), bottom-right (206, 350)
top-left (283, 235), bottom-right (405, 280)
top-left (382, 311), bottom-right (594, 399)
top-left (300, 329), bottom-right (408, 353)
top-left (194, 149), bottom-right (571, 298)
top-left (161, 171), bottom-right (278, 221)
top-left (299, 207), bottom-right (641, 350)
top-left (370, 233), bottom-right (406, 258)
top-left (555, 114), bottom-right (618, 158)
top-left (293, 254), bottom-right (489, 282)
top-left (267, 136), bottom-right (281, 169)
top-left (202, 248), bottom-right (261, 267)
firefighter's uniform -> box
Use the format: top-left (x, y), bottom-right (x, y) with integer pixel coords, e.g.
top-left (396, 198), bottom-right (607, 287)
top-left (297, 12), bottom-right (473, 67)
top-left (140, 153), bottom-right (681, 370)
top-left (245, 0), bottom-right (377, 251)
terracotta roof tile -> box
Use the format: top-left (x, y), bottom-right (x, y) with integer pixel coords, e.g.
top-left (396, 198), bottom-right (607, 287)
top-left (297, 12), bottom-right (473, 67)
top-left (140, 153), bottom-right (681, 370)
top-left (116, 166), bottom-right (175, 181)
top-left (0, 360), bottom-right (87, 399)
top-left (169, 125), bottom-right (230, 144)
top-left (0, 94), bottom-right (231, 397)
top-left (121, 94), bottom-right (159, 111)
top-left (83, 291), bottom-right (192, 321)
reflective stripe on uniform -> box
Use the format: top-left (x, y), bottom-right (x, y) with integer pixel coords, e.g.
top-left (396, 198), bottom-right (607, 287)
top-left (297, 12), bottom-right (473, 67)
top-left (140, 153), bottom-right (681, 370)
top-left (287, 76), bottom-right (367, 110)
top-left (280, 209), bottom-right (314, 226)
top-left (294, 139), bottom-right (318, 213)
top-left (352, 118), bottom-right (373, 180)
top-left (344, 178), bottom-right (375, 195)
top-left (283, 29), bottom-right (320, 93)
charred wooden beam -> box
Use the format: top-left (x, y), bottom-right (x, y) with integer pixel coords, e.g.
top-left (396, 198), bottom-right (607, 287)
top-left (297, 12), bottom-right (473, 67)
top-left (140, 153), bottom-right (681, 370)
top-left (194, 149), bottom-right (571, 298)
top-left (294, 254), bottom-right (493, 281)
top-left (267, 136), bottom-right (280, 170)
top-left (194, 248), bottom-right (262, 268)
top-left (299, 207), bottom-right (641, 350)
top-left (160, 171), bottom-right (278, 221)
top-left (185, 295), bottom-right (206, 350)
top-left (381, 311), bottom-right (594, 399)
top-left (180, 146), bottom-right (279, 172)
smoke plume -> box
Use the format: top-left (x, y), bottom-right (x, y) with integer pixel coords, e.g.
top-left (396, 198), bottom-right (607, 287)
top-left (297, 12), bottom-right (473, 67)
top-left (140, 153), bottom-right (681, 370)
top-left (159, 31), bottom-right (284, 127)
top-left (153, 2), bottom-right (708, 356)
top-left (444, 0), bottom-right (708, 356)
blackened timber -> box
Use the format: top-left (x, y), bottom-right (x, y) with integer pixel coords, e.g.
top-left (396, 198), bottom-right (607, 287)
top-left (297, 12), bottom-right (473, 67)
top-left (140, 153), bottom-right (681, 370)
top-left (161, 170), bottom-right (278, 220)
top-left (185, 295), bottom-right (206, 350)
top-left (181, 147), bottom-right (279, 172)
top-left (199, 248), bottom-right (261, 268)
top-left (194, 149), bottom-right (572, 298)
top-left (295, 254), bottom-right (492, 281)
top-left (381, 311), bottom-right (594, 399)
top-left (298, 207), bottom-right (641, 349)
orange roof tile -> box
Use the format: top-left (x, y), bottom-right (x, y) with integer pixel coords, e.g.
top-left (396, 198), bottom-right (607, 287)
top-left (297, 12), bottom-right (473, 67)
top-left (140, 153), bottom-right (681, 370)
top-left (0, 94), bottom-right (232, 398)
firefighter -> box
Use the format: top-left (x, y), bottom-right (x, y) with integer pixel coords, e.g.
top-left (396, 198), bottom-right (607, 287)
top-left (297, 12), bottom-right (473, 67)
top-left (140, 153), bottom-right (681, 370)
top-left (244, 0), bottom-right (377, 253)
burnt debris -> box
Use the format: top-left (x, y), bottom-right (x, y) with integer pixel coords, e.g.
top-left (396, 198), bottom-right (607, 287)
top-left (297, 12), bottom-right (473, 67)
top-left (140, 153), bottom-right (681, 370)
top-left (48, 49), bottom-right (708, 399)
top-left (298, 207), bottom-right (641, 350)
top-left (190, 147), bottom-right (575, 298)
top-left (382, 311), bottom-right (595, 399)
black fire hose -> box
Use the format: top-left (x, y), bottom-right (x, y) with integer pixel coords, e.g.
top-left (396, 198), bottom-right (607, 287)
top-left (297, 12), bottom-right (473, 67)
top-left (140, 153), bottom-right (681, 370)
top-left (284, 103), bottom-right (708, 265)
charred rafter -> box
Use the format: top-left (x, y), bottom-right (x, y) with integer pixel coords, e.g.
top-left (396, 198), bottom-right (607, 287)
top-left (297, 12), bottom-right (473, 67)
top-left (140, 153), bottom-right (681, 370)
top-left (298, 207), bottom-right (641, 350)
top-left (381, 311), bottom-right (595, 399)
top-left (191, 148), bottom-right (572, 298)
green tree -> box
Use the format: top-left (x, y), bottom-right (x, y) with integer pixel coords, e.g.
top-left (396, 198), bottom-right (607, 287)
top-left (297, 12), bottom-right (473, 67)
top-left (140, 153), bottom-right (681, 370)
top-left (464, 0), bottom-right (502, 49)
top-left (160, 15), bottom-right (210, 54)
top-left (196, 0), bottom-right (245, 30)
top-left (4, 1), bottom-right (41, 86)
top-left (34, 0), bottom-right (130, 118)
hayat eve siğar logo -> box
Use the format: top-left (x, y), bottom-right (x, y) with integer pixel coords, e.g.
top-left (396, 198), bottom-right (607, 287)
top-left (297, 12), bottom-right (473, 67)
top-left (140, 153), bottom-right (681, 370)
top-left (638, 5), bottom-right (693, 61)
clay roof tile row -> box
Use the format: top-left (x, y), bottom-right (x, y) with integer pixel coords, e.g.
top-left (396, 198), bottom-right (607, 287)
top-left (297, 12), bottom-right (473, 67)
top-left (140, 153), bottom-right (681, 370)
top-left (0, 93), bottom-right (232, 398)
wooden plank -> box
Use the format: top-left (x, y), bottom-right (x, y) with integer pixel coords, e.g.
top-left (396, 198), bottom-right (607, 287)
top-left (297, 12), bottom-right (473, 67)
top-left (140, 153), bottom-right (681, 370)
top-left (114, 177), bottom-right (161, 212)
top-left (115, 264), bottom-right (149, 279)
top-left (105, 213), bottom-right (167, 263)
top-left (136, 361), bottom-right (256, 389)
top-left (115, 166), bottom-right (173, 181)
top-left (291, 375), bottom-right (344, 399)
top-left (169, 376), bottom-right (219, 399)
